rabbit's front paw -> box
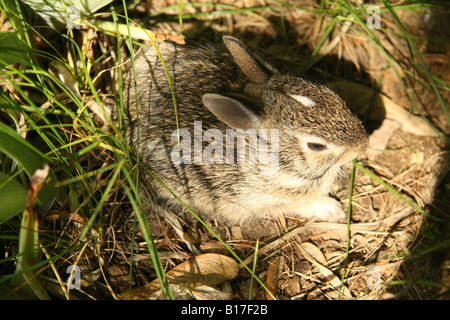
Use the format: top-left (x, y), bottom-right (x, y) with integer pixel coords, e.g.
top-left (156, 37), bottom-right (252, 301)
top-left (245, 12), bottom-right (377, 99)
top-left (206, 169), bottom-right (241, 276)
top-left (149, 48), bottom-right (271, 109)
top-left (311, 197), bottom-right (347, 222)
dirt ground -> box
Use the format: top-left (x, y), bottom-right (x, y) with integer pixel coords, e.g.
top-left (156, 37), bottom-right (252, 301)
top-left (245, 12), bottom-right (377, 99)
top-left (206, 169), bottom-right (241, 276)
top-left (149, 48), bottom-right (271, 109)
top-left (2, 1), bottom-right (449, 300)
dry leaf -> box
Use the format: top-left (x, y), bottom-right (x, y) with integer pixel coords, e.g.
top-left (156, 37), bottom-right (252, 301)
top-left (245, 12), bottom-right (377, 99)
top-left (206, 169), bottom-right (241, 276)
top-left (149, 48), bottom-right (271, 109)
top-left (119, 253), bottom-right (239, 300)
top-left (265, 256), bottom-right (284, 300)
top-left (48, 61), bottom-right (80, 98)
top-left (300, 242), bottom-right (327, 264)
top-left (367, 119), bottom-right (402, 160)
top-left (190, 285), bottom-right (234, 300)
top-left (87, 20), bottom-right (185, 45)
top-left (295, 239), bottom-right (353, 299)
top-left (164, 253), bottom-right (239, 287)
top-left (44, 211), bottom-right (86, 225)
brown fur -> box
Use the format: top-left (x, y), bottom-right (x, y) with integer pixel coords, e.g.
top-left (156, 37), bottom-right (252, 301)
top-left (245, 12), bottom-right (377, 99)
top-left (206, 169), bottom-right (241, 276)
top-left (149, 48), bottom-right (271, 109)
top-left (115, 36), bottom-right (368, 226)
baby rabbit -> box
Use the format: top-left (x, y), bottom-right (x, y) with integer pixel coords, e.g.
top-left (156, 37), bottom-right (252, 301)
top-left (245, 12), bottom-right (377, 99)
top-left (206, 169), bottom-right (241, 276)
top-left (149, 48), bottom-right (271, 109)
top-left (118, 36), bottom-right (368, 227)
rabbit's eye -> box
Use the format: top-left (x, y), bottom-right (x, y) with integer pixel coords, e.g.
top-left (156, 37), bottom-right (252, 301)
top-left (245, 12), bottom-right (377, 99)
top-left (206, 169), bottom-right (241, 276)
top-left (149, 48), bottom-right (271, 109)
top-left (307, 143), bottom-right (327, 152)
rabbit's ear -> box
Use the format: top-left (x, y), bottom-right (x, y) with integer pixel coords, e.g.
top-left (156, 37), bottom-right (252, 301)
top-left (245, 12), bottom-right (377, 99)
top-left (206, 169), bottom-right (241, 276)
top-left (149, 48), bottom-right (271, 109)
top-left (223, 36), bottom-right (271, 84)
top-left (203, 93), bottom-right (262, 129)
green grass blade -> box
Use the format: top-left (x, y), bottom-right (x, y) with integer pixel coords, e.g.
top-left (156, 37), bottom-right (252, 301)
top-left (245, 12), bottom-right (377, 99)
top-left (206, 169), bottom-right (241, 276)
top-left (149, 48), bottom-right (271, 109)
top-left (77, 160), bottom-right (124, 242)
top-left (382, 0), bottom-right (449, 125)
top-left (249, 238), bottom-right (259, 300)
top-left (354, 162), bottom-right (445, 223)
top-left (0, 122), bottom-right (58, 209)
top-left (178, 0), bottom-right (185, 34)
top-left (0, 32), bottom-right (29, 67)
top-left (0, 172), bottom-right (28, 224)
top-left (337, 161), bottom-right (356, 300)
top-left (11, 166), bottom-right (51, 300)
top-left (120, 166), bottom-right (174, 300)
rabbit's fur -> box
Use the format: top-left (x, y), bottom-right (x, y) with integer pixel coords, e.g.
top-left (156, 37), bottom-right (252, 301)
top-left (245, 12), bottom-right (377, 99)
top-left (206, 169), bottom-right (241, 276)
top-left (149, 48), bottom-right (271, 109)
top-left (118, 36), bottom-right (368, 226)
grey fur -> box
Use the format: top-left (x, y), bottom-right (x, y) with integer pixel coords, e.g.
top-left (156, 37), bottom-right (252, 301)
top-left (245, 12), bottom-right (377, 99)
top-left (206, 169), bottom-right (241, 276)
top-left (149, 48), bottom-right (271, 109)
top-left (116, 36), bottom-right (368, 226)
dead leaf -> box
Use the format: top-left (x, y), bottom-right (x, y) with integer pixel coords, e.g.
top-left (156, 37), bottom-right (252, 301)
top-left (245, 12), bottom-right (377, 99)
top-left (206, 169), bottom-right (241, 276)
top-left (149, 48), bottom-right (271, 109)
top-left (266, 256), bottom-right (284, 300)
top-left (119, 253), bottom-right (239, 300)
top-left (367, 119), bottom-right (402, 160)
top-left (44, 210), bottom-right (86, 225)
top-left (190, 285), bottom-right (234, 300)
top-left (199, 240), bottom-right (230, 255)
top-left (48, 61), bottom-right (80, 98)
top-left (231, 226), bottom-right (244, 240)
top-left (300, 242), bottom-right (327, 264)
top-left (163, 253), bottom-right (239, 287)
top-left (87, 20), bottom-right (185, 45)
top-left (295, 239), bottom-right (353, 299)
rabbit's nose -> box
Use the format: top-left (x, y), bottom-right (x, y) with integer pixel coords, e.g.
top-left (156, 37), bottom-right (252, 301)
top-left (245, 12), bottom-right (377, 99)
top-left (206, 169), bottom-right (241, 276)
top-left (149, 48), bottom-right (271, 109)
top-left (338, 150), bottom-right (360, 165)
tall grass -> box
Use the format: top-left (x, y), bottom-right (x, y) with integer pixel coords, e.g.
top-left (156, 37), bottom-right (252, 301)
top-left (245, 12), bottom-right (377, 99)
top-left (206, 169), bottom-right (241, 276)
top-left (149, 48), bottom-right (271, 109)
top-left (0, 0), bottom-right (157, 299)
